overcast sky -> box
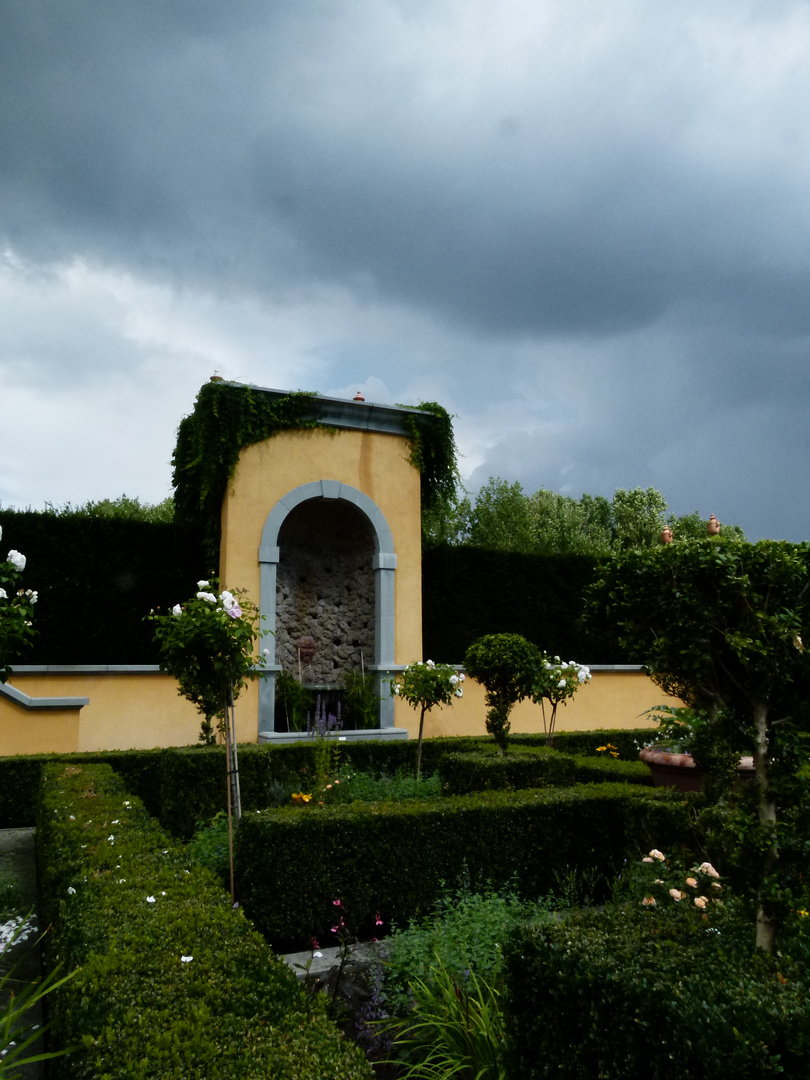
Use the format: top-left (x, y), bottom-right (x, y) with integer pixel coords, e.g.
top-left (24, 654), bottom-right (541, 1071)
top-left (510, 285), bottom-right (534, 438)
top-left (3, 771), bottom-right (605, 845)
top-left (1, 0), bottom-right (809, 541)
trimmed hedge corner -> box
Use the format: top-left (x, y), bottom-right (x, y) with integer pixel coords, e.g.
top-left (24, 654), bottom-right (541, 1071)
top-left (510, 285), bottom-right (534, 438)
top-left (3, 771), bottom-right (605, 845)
top-left (503, 904), bottom-right (810, 1079)
top-left (37, 763), bottom-right (372, 1080)
top-left (234, 784), bottom-right (692, 949)
top-left (437, 747), bottom-right (651, 795)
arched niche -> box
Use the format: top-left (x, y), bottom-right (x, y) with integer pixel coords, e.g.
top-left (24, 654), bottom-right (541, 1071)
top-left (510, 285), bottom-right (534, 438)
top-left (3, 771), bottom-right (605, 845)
top-left (257, 480), bottom-right (399, 739)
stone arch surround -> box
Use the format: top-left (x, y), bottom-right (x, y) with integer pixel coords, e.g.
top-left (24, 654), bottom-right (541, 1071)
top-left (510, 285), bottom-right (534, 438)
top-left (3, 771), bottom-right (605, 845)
top-left (257, 480), bottom-right (401, 740)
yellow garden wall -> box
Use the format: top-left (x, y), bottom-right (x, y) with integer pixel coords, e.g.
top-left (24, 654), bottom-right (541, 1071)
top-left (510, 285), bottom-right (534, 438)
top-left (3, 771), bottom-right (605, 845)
top-left (219, 426), bottom-right (423, 665)
top-left (1, 666), bottom-right (671, 757)
top-left (3, 668), bottom-right (201, 755)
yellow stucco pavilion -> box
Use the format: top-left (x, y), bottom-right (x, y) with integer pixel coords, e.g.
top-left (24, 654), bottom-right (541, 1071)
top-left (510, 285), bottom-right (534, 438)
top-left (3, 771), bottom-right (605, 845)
top-left (1, 384), bottom-right (668, 755)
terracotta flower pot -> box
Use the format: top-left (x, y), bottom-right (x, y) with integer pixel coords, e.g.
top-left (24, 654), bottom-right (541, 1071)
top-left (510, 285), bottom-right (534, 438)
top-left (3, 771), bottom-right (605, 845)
top-left (639, 747), bottom-right (755, 792)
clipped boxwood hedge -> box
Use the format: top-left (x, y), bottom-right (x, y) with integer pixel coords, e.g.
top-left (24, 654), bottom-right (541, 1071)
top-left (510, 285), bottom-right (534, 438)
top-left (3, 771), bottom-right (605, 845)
top-left (37, 762), bottom-right (372, 1080)
top-left (234, 784), bottom-right (692, 949)
top-left (503, 904), bottom-right (810, 1079)
top-left (512, 728), bottom-right (652, 759)
top-left (437, 748), bottom-right (650, 795)
top-left (0, 735), bottom-right (553, 835)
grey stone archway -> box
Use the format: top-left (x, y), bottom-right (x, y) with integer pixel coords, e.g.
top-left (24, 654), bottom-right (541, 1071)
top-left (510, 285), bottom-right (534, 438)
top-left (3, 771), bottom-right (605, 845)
top-left (257, 480), bottom-right (403, 741)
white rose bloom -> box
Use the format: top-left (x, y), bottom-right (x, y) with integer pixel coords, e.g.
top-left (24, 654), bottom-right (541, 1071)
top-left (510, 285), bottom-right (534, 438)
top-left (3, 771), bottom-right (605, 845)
top-left (426, 659), bottom-right (435, 668)
top-left (0, 588), bottom-right (7, 599)
top-left (557, 679), bottom-right (567, 689)
top-left (172, 604), bottom-right (183, 616)
top-left (459, 673), bottom-right (465, 682)
top-left (0, 525), bottom-right (2, 542)
top-left (7, 550), bottom-right (26, 571)
top-left (196, 591), bottom-right (217, 603)
top-left (197, 580), bottom-right (210, 588)
top-left (449, 675), bottom-right (459, 685)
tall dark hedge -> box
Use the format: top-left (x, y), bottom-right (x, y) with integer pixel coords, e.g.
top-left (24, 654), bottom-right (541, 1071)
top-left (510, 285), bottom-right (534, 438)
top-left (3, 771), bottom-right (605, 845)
top-left (0, 510), bottom-right (206, 664)
top-left (422, 545), bottom-right (631, 663)
top-left (1, 510), bottom-right (631, 665)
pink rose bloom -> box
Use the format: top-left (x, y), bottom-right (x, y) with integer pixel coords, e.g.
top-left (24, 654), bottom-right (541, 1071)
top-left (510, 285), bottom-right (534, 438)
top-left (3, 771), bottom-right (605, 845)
top-left (669, 889), bottom-right (685, 902)
top-left (685, 877), bottom-right (698, 888)
top-left (694, 896), bottom-right (708, 909)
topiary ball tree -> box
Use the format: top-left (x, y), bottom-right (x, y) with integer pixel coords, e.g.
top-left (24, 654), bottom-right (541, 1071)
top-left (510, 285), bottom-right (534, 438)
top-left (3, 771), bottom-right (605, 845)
top-left (464, 633), bottom-right (542, 753)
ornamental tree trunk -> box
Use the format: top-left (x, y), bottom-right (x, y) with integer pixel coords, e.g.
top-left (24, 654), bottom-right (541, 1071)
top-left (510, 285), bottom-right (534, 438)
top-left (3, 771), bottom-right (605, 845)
top-left (753, 701), bottom-right (779, 954)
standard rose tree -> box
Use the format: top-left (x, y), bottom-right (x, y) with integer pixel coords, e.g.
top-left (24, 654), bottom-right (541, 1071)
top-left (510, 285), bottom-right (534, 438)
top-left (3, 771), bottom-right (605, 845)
top-left (391, 660), bottom-right (464, 778)
top-left (149, 580), bottom-right (262, 901)
top-left (0, 526), bottom-right (38, 683)
top-left (531, 655), bottom-right (591, 747)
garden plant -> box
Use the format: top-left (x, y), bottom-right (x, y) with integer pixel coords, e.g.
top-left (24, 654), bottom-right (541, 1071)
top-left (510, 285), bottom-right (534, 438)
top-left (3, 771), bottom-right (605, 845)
top-left (391, 660), bottom-right (464, 777)
top-left (463, 633), bottom-right (540, 753)
top-left (530, 654), bottom-right (591, 746)
top-left (150, 579), bottom-right (263, 899)
top-left (0, 528), bottom-right (37, 684)
top-left (589, 537), bottom-right (810, 954)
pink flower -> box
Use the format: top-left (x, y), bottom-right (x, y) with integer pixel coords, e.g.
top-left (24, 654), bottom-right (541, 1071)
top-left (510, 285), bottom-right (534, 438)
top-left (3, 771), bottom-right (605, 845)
top-left (375, 911), bottom-right (383, 926)
top-left (698, 862), bottom-right (720, 879)
top-left (685, 877), bottom-right (698, 888)
top-left (669, 889), bottom-right (685, 902)
top-left (642, 896), bottom-right (656, 907)
top-left (694, 896), bottom-right (708, 909)
top-left (332, 898), bottom-right (343, 909)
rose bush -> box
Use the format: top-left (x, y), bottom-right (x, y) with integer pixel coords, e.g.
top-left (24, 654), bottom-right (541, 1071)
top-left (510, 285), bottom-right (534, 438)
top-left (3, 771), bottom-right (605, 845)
top-left (0, 526), bottom-right (37, 683)
top-left (391, 660), bottom-right (464, 777)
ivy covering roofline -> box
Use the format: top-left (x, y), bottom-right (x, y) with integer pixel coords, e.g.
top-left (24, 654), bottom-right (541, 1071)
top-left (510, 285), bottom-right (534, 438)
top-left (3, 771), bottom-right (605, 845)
top-left (172, 380), bottom-right (458, 570)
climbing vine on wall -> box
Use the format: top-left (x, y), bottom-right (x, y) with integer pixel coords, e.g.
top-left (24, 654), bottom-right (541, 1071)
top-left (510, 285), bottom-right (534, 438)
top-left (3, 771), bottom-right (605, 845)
top-left (402, 400), bottom-right (459, 514)
top-left (173, 381), bottom-right (458, 569)
top-left (172, 382), bottom-right (319, 569)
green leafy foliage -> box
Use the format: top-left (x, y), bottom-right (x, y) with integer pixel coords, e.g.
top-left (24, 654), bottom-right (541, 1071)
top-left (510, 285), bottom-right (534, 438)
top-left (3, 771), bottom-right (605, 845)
top-left (392, 660), bottom-right (464, 776)
top-left (234, 783), bottom-right (691, 949)
top-left (388, 956), bottom-right (505, 1080)
top-left (589, 538), bottom-right (810, 951)
top-left (39, 493), bottom-right (175, 523)
top-left (433, 480), bottom-right (744, 556)
top-left (503, 900), bottom-right (810, 1079)
top-left (464, 634), bottom-right (541, 752)
top-left (172, 381), bottom-right (320, 568)
top-left (530, 654), bottom-right (591, 745)
top-left (0, 538), bottom-right (36, 683)
top-left (37, 763), bottom-right (372, 1080)
top-left (437, 748), bottom-right (650, 796)
top-left (0, 509), bottom-right (206, 664)
top-left (149, 578), bottom-right (263, 722)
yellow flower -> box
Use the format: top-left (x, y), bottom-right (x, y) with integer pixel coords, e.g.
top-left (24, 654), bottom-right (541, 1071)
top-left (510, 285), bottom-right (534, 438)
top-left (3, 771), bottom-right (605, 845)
top-left (291, 792), bottom-right (312, 804)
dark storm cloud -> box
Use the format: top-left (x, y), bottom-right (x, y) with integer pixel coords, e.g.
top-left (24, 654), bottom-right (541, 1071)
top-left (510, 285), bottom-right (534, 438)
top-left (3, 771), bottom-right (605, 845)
top-left (1, 0), bottom-right (809, 538)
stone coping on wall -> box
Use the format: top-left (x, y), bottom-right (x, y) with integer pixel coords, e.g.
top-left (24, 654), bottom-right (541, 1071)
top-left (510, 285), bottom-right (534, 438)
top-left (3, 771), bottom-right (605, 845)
top-left (242, 384), bottom-right (434, 437)
top-left (0, 681), bottom-right (89, 711)
top-left (11, 665), bottom-right (164, 673)
top-left (10, 663), bottom-right (648, 673)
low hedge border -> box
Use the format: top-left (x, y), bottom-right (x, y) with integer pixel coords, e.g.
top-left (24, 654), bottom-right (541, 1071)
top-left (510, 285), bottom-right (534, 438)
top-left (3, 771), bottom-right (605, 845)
top-left (1, 730), bottom-right (655, 835)
top-left (37, 762), bottom-right (372, 1080)
top-left (437, 748), bottom-right (651, 795)
top-left (234, 783), bottom-right (692, 949)
top-left (503, 904), bottom-right (810, 1079)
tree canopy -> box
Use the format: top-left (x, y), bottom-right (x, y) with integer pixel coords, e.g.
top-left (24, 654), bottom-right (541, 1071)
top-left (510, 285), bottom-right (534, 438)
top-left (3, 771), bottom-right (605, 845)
top-left (424, 477), bottom-right (744, 554)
